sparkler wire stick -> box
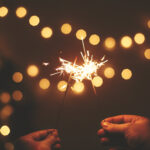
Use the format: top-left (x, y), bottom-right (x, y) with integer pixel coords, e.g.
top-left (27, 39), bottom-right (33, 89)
top-left (56, 57), bottom-right (77, 129)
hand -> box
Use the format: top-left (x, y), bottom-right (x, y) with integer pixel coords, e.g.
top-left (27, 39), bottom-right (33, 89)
top-left (97, 115), bottom-right (150, 150)
top-left (15, 129), bottom-right (61, 150)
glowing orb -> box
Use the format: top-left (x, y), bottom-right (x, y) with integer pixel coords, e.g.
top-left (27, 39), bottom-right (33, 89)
top-left (104, 67), bottom-right (115, 79)
top-left (0, 92), bottom-right (11, 104)
top-left (0, 125), bottom-right (10, 136)
top-left (41, 27), bottom-right (53, 39)
top-left (57, 80), bottom-right (68, 92)
top-left (144, 49), bottom-right (150, 60)
top-left (89, 34), bottom-right (100, 45)
top-left (147, 20), bottom-right (150, 29)
top-left (92, 76), bottom-right (103, 87)
top-left (76, 29), bottom-right (87, 40)
top-left (71, 82), bottom-right (84, 93)
top-left (61, 23), bottom-right (72, 35)
top-left (12, 72), bottom-right (23, 83)
top-left (39, 78), bottom-right (50, 90)
top-left (0, 6), bottom-right (8, 17)
top-left (29, 15), bottom-right (40, 26)
top-left (121, 69), bottom-right (132, 80)
top-left (27, 65), bottom-right (39, 77)
top-left (16, 7), bottom-right (27, 18)
top-left (12, 90), bottom-right (23, 101)
top-left (104, 37), bottom-right (116, 50)
top-left (4, 142), bottom-right (14, 150)
top-left (120, 36), bottom-right (132, 49)
top-left (134, 33), bottom-right (145, 45)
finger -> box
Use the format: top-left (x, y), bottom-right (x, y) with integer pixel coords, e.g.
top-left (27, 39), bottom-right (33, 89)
top-left (97, 128), bottom-right (106, 137)
top-left (103, 115), bottom-right (139, 124)
top-left (29, 129), bottom-right (56, 140)
top-left (53, 143), bottom-right (61, 149)
top-left (101, 121), bottom-right (130, 134)
top-left (100, 137), bottom-right (110, 145)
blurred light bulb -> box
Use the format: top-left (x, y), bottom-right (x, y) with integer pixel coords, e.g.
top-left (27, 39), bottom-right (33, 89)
top-left (120, 36), bottom-right (132, 49)
top-left (76, 29), bottom-right (87, 40)
top-left (57, 80), bottom-right (68, 92)
top-left (12, 72), bottom-right (23, 83)
top-left (134, 33), bottom-right (145, 45)
top-left (104, 67), bottom-right (115, 79)
top-left (89, 34), bottom-right (100, 45)
top-left (71, 82), bottom-right (84, 93)
top-left (41, 27), bottom-right (53, 39)
top-left (61, 23), bottom-right (72, 35)
top-left (92, 76), bottom-right (103, 87)
top-left (29, 15), bottom-right (40, 26)
top-left (16, 6), bottom-right (27, 18)
top-left (39, 78), bottom-right (50, 90)
top-left (0, 6), bottom-right (8, 17)
top-left (121, 69), bottom-right (132, 80)
top-left (104, 37), bottom-right (116, 50)
top-left (27, 65), bottom-right (39, 77)
top-left (0, 125), bottom-right (10, 136)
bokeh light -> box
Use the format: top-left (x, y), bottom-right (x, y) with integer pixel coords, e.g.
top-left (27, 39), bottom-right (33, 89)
top-left (29, 15), bottom-right (40, 26)
top-left (104, 37), bottom-right (116, 50)
top-left (61, 23), bottom-right (72, 35)
top-left (41, 27), bottom-right (53, 39)
top-left (12, 72), bottom-right (23, 83)
top-left (39, 78), bottom-right (50, 90)
top-left (134, 33), bottom-right (145, 45)
top-left (12, 90), bottom-right (23, 101)
top-left (92, 76), bottom-right (103, 87)
top-left (120, 36), bottom-right (133, 49)
top-left (57, 80), bottom-right (68, 92)
top-left (0, 92), bottom-right (11, 104)
top-left (147, 20), bottom-right (150, 29)
top-left (71, 82), bottom-right (84, 93)
top-left (4, 142), bottom-right (14, 150)
top-left (89, 34), bottom-right (100, 45)
top-left (0, 105), bottom-right (14, 120)
top-left (16, 6), bottom-right (27, 18)
top-left (76, 29), bottom-right (87, 40)
top-left (0, 6), bottom-right (8, 17)
top-left (0, 125), bottom-right (10, 136)
top-left (104, 67), bottom-right (115, 79)
top-left (27, 65), bottom-right (39, 77)
top-left (121, 69), bottom-right (132, 80)
top-left (144, 49), bottom-right (150, 60)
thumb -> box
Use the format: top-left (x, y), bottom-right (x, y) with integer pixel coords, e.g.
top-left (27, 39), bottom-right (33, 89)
top-left (101, 121), bottom-right (130, 134)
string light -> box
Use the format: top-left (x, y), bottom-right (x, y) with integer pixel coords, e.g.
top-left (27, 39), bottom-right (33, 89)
top-left (61, 23), bottom-right (72, 35)
top-left (0, 92), bottom-right (11, 104)
top-left (104, 37), bottom-right (116, 50)
top-left (57, 80), bottom-right (68, 92)
top-left (104, 67), bottom-right (115, 79)
top-left (12, 90), bottom-right (23, 101)
top-left (76, 29), bottom-right (87, 40)
top-left (0, 6), bottom-right (8, 17)
top-left (71, 82), bottom-right (84, 93)
top-left (4, 142), bottom-right (14, 150)
top-left (89, 34), bottom-right (100, 45)
top-left (92, 76), bottom-right (103, 87)
top-left (39, 78), bottom-right (50, 90)
top-left (12, 72), bottom-right (23, 83)
top-left (27, 65), bottom-right (39, 77)
top-left (120, 36), bottom-right (133, 49)
top-left (144, 49), bottom-right (150, 60)
top-left (29, 15), bottom-right (40, 26)
top-left (134, 33), bottom-right (145, 45)
top-left (0, 125), bottom-right (10, 136)
top-left (16, 6), bottom-right (27, 18)
top-left (147, 20), bottom-right (150, 29)
top-left (121, 68), bottom-right (132, 80)
top-left (41, 27), bottom-right (53, 39)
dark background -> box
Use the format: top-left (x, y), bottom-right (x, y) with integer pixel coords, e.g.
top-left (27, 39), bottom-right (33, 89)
top-left (0, 0), bottom-right (150, 150)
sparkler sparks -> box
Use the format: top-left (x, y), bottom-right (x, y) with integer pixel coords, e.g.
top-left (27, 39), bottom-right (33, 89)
top-left (51, 39), bottom-right (108, 85)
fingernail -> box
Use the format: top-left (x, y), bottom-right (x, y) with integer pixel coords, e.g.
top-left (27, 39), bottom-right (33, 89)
top-left (102, 122), bottom-right (109, 127)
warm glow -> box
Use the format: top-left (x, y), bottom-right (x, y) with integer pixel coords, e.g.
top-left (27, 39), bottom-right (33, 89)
top-left (0, 92), bottom-right (11, 104)
top-left (147, 20), bottom-right (150, 28)
top-left (89, 34), bottom-right (100, 45)
top-left (120, 36), bottom-right (132, 49)
top-left (0, 105), bottom-right (14, 120)
top-left (71, 82), bottom-right (84, 93)
top-left (16, 7), bottom-right (27, 18)
top-left (134, 33), bottom-right (145, 45)
top-left (39, 78), bottom-right (50, 90)
top-left (92, 76), bottom-right (103, 87)
top-left (41, 27), bottom-right (53, 39)
top-left (0, 125), bottom-right (10, 136)
top-left (4, 142), bottom-right (14, 150)
top-left (76, 29), bottom-right (87, 40)
top-left (144, 49), bottom-right (150, 60)
top-left (12, 72), bottom-right (23, 83)
top-left (27, 65), bottom-right (39, 77)
top-left (61, 23), bottom-right (72, 35)
top-left (104, 37), bottom-right (116, 50)
top-left (104, 67), bottom-right (115, 79)
top-left (29, 15), bottom-right (40, 26)
top-left (57, 80), bottom-right (67, 92)
top-left (0, 6), bottom-right (8, 17)
top-left (12, 90), bottom-right (23, 101)
top-left (121, 69), bottom-right (132, 80)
